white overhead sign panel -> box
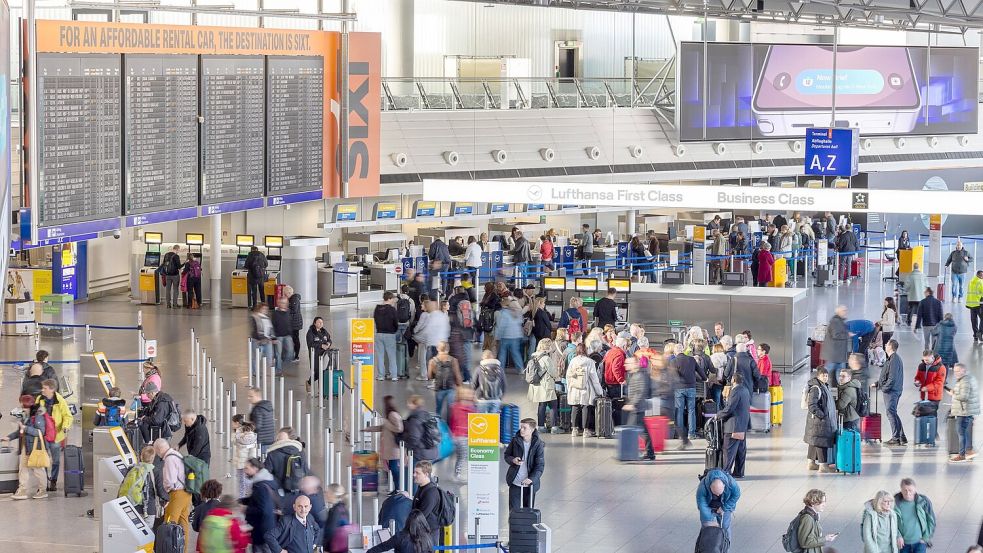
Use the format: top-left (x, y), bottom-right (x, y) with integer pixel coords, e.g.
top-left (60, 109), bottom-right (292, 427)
top-left (422, 179), bottom-right (983, 216)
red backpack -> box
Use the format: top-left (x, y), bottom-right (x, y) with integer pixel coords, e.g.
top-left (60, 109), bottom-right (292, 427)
top-left (457, 300), bottom-right (473, 329)
top-left (566, 309), bottom-right (582, 335)
top-left (41, 412), bottom-right (56, 442)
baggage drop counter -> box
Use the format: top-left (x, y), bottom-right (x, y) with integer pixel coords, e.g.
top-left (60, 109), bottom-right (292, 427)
top-left (627, 283), bottom-right (809, 372)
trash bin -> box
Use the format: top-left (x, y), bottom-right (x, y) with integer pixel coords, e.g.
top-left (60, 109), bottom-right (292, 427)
top-left (40, 293), bottom-right (74, 340)
top-left (2, 299), bottom-right (36, 336)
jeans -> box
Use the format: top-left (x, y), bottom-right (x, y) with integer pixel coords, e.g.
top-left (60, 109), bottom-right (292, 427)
top-left (674, 387), bottom-right (697, 439)
top-left (921, 325), bottom-right (936, 350)
top-left (47, 441), bottom-right (62, 484)
top-left (477, 399), bottom-right (501, 414)
top-left (885, 392), bottom-right (906, 441)
top-left (571, 404), bottom-right (595, 432)
top-left (458, 340), bottom-right (474, 382)
top-left (435, 389), bottom-right (456, 421)
top-left (901, 542), bottom-right (928, 553)
top-left (247, 278), bottom-right (264, 309)
top-left (257, 341), bottom-right (275, 375)
top-left (537, 399), bottom-right (559, 428)
top-left (709, 385), bottom-right (723, 410)
top-left (376, 332), bottom-right (398, 379)
top-left (498, 338), bottom-right (524, 371)
top-left (970, 306), bottom-right (982, 338)
top-left (952, 272), bottom-right (966, 300)
top-left (396, 323), bottom-right (410, 377)
top-left (957, 415), bottom-right (974, 455)
top-left (526, 335), bottom-right (537, 363)
top-left (275, 336), bottom-right (293, 374)
top-left (164, 275), bottom-right (179, 307)
top-left (418, 345), bottom-right (436, 379)
top-left (702, 511), bottom-right (734, 540)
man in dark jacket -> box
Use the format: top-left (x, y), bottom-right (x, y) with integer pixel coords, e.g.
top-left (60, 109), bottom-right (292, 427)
top-left (35, 350), bottom-right (58, 390)
top-left (266, 494), bottom-right (321, 553)
top-left (177, 410), bottom-right (211, 464)
top-left (282, 475), bottom-right (328, 529)
top-left (248, 387), bottom-right (275, 455)
top-left (876, 339), bottom-right (907, 445)
top-left (503, 419), bottom-right (545, 511)
top-left (402, 396), bottom-right (438, 462)
top-left (821, 305), bottom-right (851, 371)
top-left (717, 372), bottom-right (750, 479)
top-left (410, 460), bottom-right (445, 545)
top-left (265, 429), bottom-right (308, 493)
top-left (447, 285), bottom-right (475, 382)
top-left (244, 246), bottom-right (268, 309)
top-left (672, 351), bottom-right (708, 447)
top-left (161, 244), bottom-right (182, 308)
top-left (242, 458), bottom-right (279, 552)
top-left (287, 287), bottom-right (304, 360)
top-left (593, 288), bottom-right (619, 329)
top-left (428, 238), bottom-right (453, 270)
top-left (374, 292), bottom-right (400, 381)
top-left (511, 232), bottom-right (532, 285)
top-left (624, 358), bottom-right (655, 460)
top-left (139, 386), bottom-right (174, 444)
top-left (724, 343), bottom-right (759, 395)
top-left (914, 287), bottom-right (944, 350)
top-left (272, 296), bottom-right (293, 375)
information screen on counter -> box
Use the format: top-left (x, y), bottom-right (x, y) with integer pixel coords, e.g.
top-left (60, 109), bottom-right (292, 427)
top-left (542, 277), bottom-right (566, 291)
top-left (235, 234), bottom-right (255, 247)
top-left (185, 233), bottom-right (204, 245)
top-left (574, 278), bottom-right (598, 291)
top-left (488, 203), bottom-right (509, 214)
top-left (375, 202), bottom-right (399, 220)
top-left (452, 202), bottom-right (474, 215)
top-left (37, 54), bottom-right (122, 228)
top-left (201, 56), bottom-right (265, 206)
top-left (143, 232), bottom-right (163, 244)
top-left (415, 201), bottom-right (437, 217)
top-left (527, 204), bottom-right (545, 211)
top-left (608, 278), bottom-right (631, 292)
top-left (124, 55), bottom-right (199, 216)
top-left (264, 235), bottom-right (283, 248)
top-left (335, 204), bottom-right (358, 222)
top-left (267, 57), bottom-right (323, 196)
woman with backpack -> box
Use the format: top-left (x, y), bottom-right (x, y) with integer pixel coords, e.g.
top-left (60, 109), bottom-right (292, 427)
top-left (182, 253), bottom-right (202, 309)
top-left (567, 343), bottom-right (604, 438)
top-left (138, 362), bottom-right (163, 414)
top-left (788, 489), bottom-right (838, 553)
top-left (428, 342), bottom-right (463, 421)
top-left (527, 338), bottom-right (561, 434)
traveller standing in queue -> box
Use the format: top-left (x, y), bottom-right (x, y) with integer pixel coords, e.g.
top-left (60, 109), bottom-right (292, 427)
top-left (578, 223), bottom-right (594, 275)
top-left (717, 372), bottom-right (750, 478)
top-left (244, 245), bottom-right (268, 309)
top-left (156, 438), bottom-right (193, 551)
top-left (835, 368), bottom-right (861, 432)
top-left (178, 408), bottom-right (211, 464)
top-left (603, 336), bottom-right (629, 426)
top-left (429, 342), bottom-right (463, 421)
top-left (36, 379), bottom-right (71, 491)
top-left (624, 357), bottom-right (656, 460)
top-left (495, 297), bottom-right (525, 373)
top-left (823, 305), bottom-right (851, 371)
top-left (504, 418), bottom-right (545, 511)
top-left (306, 317), bottom-right (332, 395)
top-left (250, 303), bottom-right (276, 374)
top-left (947, 363), bottom-right (980, 462)
top-left (473, 350), bottom-right (506, 414)
top-left (272, 296), bottom-right (293, 375)
top-left (409, 461), bottom-right (445, 545)
top-left (804, 367), bottom-right (838, 473)
top-left (161, 244), bottom-right (182, 309)
top-left (247, 387), bottom-right (275, 456)
top-left (967, 270), bottom-right (983, 342)
top-left (182, 252), bottom-right (202, 309)
top-left (755, 241), bottom-right (775, 287)
top-left (894, 478), bottom-right (937, 552)
top-left (465, 236), bottom-right (483, 282)
top-left (913, 287), bottom-right (943, 350)
top-left (876, 339), bottom-right (908, 446)
top-left (593, 288), bottom-right (619, 329)
top-left (375, 292), bottom-right (400, 382)
top-left (511, 231), bottom-right (532, 286)
top-left (448, 283), bottom-right (476, 381)
top-left (945, 240), bottom-right (973, 302)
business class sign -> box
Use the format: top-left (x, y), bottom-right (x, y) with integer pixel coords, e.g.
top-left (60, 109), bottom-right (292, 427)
top-left (423, 179), bottom-right (983, 216)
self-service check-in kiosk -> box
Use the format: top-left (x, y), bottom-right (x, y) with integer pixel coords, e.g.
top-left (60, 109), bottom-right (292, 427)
top-left (101, 497), bottom-right (154, 553)
top-left (264, 235), bottom-right (284, 304)
top-left (573, 277), bottom-right (600, 325)
top-left (542, 276), bottom-right (566, 320)
top-left (138, 232), bottom-right (163, 305)
top-left (231, 235), bottom-right (255, 308)
top-left (607, 276), bottom-right (632, 328)
top-left (95, 455), bottom-right (130, 520)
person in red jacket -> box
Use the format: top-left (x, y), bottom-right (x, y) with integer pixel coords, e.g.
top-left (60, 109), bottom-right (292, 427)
top-left (756, 241), bottom-right (775, 287)
top-left (756, 343), bottom-right (773, 384)
top-left (539, 235), bottom-right (555, 273)
top-left (199, 495), bottom-right (251, 553)
top-left (603, 337), bottom-right (628, 425)
top-left (914, 350), bottom-right (947, 406)
top-left (449, 387), bottom-right (476, 481)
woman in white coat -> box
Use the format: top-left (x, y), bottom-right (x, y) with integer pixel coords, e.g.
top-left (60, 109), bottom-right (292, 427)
top-left (566, 342), bottom-right (605, 437)
top-left (527, 338), bottom-right (560, 434)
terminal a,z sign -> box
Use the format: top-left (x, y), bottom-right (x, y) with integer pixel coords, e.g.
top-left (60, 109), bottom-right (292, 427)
top-left (804, 127), bottom-right (859, 177)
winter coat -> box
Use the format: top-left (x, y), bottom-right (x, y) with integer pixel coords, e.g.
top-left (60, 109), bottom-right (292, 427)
top-left (836, 379), bottom-right (861, 423)
top-left (20, 375), bottom-right (44, 398)
top-left (36, 393), bottom-right (72, 443)
top-left (402, 408), bottom-right (438, 462)
top-left (472, 359), bottom-right (506, 402)
top-left (932, 319), bottom-right (958, 369)
top-left (603, 347), bottom-right (627, 386)
top-left (250, 400), bottom-right (276, 446)
top-left (804, 378), bottom-right (838, 449)
top-left (532, 309), bottom-right (552, 341)
top-left (914, 355), bottom-right (947, 402)
top-left (144, 392), bottom-right (174, 439)
top-left (375, 411), bottom-right (404, 462)
top-left (879, 308), bottom-right (898, 333)
top-left (6, 411), bottom-right (47, 455)
top-left (696, 469), bottom-right (741, 523)
top-left (511, 237), bottom-right (532, 264)
top-left (724, 352), bottom-right (758, 393)
top-left (904, 270), bottom-right (928, 298)
top-left (625, 369), bottom-right (652, 411)
top-left (178, 414), bottom-right (212, 464)
top-left (139, 369), bottom-right (162, 404)
top-left (306, 326), bottom-right (331, 357)
top-left (821, 314), bottom-right (850, 365)
top-left (244, 250), bottom-right (268, 281)
top-left (198, 507), bottom-right (250, 553)
top-left (243, 470), bottom-right (279, 546)
top-left (414, 310), bottom-right (450, 348)
top-left (566, 355), bottom-right (604, 406)
top-left (272, 308), bottom-right (292, 337)
top-left (916, 296), bottom-right (943, 328)
top-left (878, 353), bottom-right (904, 396)
top-left (526, 352), bottom-right (559, 404)
top-left (264, 439), bottom-right (307, 491)
top-left (717, 384), bottom-right (750, 434)
top-left (265, 512), bottom-right (321, 553)
top-left (893, 493), bottom-right (936, 543)
top-left (951, 373), bottom-right (981, 417)
top-left (756, 250), bottom-right (775, 283)
top-left (233, 429), bottom-right (258, 471)
top-left (861, 500), bottom-right (900, 553)
top-left (288, 294), bottom-right (303, 331)
top-left (796, 507), bottom-right (826, 553)
top-left (503, 430), bottom-right (545, 491)
top-left (945, 248), bottom-right (972, 274)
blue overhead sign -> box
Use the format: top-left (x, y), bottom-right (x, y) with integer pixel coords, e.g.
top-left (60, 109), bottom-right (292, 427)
top-left (804, 127), bottom-right (859, 177)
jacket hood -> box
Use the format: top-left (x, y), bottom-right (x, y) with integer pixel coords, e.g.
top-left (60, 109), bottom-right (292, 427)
top-left (839, 379), bottom-right (861, 391)
top-left (237, 431), bottom-right (258, 446)
top-left (700, 469), bottom-right (733, 494)
top-left (254, 399), bottom-right (273, 412)
top-left (189, 414), bottom-right (207, 429)
top-left (939, 318), bottom-right (956, 329)
top-left (250, 468), bottom-right (275, 484)
top-left (513, 429), bottom-right (541, 446)
top-left (479, 359), bottom-right (502, 369)
top-left (808, 376), bottom-right (826, 388)
top-left (268, 439), bottom-right (303, 454)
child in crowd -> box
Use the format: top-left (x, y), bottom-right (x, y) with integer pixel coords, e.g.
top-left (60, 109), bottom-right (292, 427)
top-left (96, 387), bottom-right (127, 427)
top-left (449, 386), bottom-right (476, 482)
top-left (232, 414), bottom-right (258, 498)
top-left (757, 343), bottom-right (774, 385)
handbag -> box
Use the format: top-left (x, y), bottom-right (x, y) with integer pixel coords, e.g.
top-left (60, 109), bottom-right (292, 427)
top-left (730, 431), bottom-right (746, 440)
top-left (27, 437), bottom-right (51, 469)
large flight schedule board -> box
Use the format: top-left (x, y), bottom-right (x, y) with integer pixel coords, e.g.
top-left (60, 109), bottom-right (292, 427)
top-left (124, 55), bottom-right (198, 215)
top-left (201, 56), bottom-right (265, 206)
top-left (37, 54), bottom-right (121, 227)
top-left (267, 57), bottom-right (323, 196)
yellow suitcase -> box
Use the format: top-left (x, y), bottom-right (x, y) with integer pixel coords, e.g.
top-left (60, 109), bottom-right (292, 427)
top-left (769, 385), bottom-right (784, 426)
top-left (771, 257), bottom-right (788, 287)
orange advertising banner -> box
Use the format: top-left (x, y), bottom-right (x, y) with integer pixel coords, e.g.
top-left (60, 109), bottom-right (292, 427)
top-left (339, 33), bottom-right (382, 199)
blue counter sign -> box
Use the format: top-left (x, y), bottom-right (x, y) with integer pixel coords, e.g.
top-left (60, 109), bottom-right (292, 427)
top-left (804, 127), bottom-right (859, 177)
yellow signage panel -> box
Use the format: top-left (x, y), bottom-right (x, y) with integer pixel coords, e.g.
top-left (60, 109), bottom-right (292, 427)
top-left (542, 277), bottom-right (566, 290)
top-left (186, 233), bottom-right (204, 245)
top-left (467, 413), bottom-right (500, 446)
top-left (144, 232), bottom-right (163, 245)
top-left (109, 426), bottom-right (137, 466)
top-left (574, 278), bottom-right (598, 291)
top-left (264, 235), bottom-right (283, 248)
top-left (694, 226), bottom-right (706, 241)
top-left (351, 318), bottom-right (375, 342)
top-left (608, 278), bottom-right (631, 292)
top-left (235, 234), bottom-right (255, 247)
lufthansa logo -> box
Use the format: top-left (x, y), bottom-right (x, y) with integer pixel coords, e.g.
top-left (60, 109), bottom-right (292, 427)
top-left (852, 192), bottom-right (869, 210)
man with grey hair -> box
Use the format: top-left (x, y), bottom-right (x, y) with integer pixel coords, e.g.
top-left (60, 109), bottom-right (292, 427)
top-left (948, 363), bottom-right (980, 462)
top-left (177, 408), bottom-right (210, 464)
top-left (603, 336), bottom-right (629, 425)
top-left (945, 240), bottom-right (973, 302)
top-left (822, 305), bottom-right (850, 371)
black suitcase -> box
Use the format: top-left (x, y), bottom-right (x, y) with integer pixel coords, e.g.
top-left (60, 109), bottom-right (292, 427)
top-left (63, 444), bottom-right (85, 497)
top-left (508, 487), bottom-right (541, 553)
top-left (815, 267), bottom-right (830, 287)
top-left (154, 521), bottom-right (186, 553)
top-left (556, 393), bottom-right (572, 433)
top-left (696, 399), bottom-right (718, 438)
top-left (125, 421), bottom-right (143, 450)
top-left (617, 426), bottom-right (643, 462)
top-left (594, 397), bottom-right (614, 439)
top-left (703, 417), bottom-right (725, 474)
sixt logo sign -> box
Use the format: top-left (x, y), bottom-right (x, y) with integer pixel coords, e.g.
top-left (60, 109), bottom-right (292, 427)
top-left (337, 48), bottom-right (372, 181)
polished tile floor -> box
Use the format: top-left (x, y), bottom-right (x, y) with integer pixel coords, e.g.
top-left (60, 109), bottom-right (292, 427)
top-left (1, 270), bottom-right (981, 553)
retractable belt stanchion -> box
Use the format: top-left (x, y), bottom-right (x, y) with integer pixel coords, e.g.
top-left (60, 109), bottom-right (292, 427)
top-left (217, 378), bottom-right (225, 434)
top-left (287, 389), bottom-right (294, 427)
top-left (225, 390), bottom-right (233, 449)
top-left (189, 329), bottom-right (196, 376)
top-left (136, 310), bottom-right (143, 377)
top-left (207, 359), bottom-right (215, 421)
top-left (262, 357), bottom-right (269, 416)
top-left (273, 374), bottom-right (281, 426)
top-left (295, 400), bottom-right (302, 438)
top-left (247, 339), bottom-right (254, 387)
top-left (309, 349), bottom-right (315, 399)
top-left (323, 429), bottom-right (331, 489)
top-left (348, 466), bottom-right (356, 525)
top-left (85, 324), bottom-right (93, 353)
top-left (304, 413), bottom-right (311, 467)
top-left (406, 452), bottom-right (414, 496)
top-left (351, 362), bottom-right (359, 446)
top-left (399, 443), bottom-right (407, 493)
top-left (328, 358), bottom-right (335, 431)
top-left (334, 450), bottom-right (343, 487)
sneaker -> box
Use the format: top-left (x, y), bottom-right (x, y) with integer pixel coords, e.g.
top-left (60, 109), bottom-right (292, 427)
top-left (570, 429), bottom-right (581, 437)
top-left (807, 460), bottom-right (820, 471)
top-left (583, 430), bottom-right (594, 438)
top-left (884, 438), bottom-right (901, 446)
top-left (818, 464), bottom-right (837, 473)
top-left (676, 441), bottom-right (688, 451)
top-left (550, 426), bottom-right (561, 434)
top-left (641, 454), bottom-right (655, 461)
top-left (415, 376), bottom-right (428, 381)
top-left (537, 426), bottom-right (548, 433)
top-left (899, 438), bottom-right (909, 446)
top-left (950, 454), bottom-right (967, 462)
top-left (11, 492), bottom-right (28, 500)
top-left (32, 491), bottom-right (48, 499)
top-left (966, 448), bottom-right (978, 459)
top-left (376, 377), bottom-right (385, 381)
top-left (391, 377), bottom-right (399, 382)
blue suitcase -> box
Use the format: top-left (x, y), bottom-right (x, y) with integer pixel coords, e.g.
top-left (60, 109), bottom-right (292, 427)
top-left (835, 428), bottom-right (862, 474)
top-left (914, 415), bottom-right (938, 447)
top-left (616, 426), bottom-right (643, 462)
top-left (500, 403), bottom-right (520, 444)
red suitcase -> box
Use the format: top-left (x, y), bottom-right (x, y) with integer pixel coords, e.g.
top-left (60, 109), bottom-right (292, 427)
top-left (810, 340), bottom-right (824, 369)
top-left (861, 386), bottom-right (882, 443)
top-left (937, 282), bottom-right (945, 300)
top-left (850, 259), bottom-right (863, 277)
top-left (639, 416), bottom-right (669, 453)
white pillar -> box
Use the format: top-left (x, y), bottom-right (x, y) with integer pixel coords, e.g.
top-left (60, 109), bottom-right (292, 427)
top-left (384, 0), bottom-right (414, 80)
top-left (626, 209), bottom-right (637, 238)
top-left (210, 214), bottom-right (222, 309)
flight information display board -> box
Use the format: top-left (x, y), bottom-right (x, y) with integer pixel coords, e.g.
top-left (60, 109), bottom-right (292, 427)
top-left (37, 54), bottom-right (121, 227)
top-left (124, 55), bottom-right (199, 215)
top-left (267, 57), bottom-right (323, 196)
top-left (200, 56), bottom-right (265, 206)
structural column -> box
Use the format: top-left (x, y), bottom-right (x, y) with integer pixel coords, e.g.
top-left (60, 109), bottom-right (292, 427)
top-left (210, 214), bottom-right (222, 309)
top-left (626, 209), bottom-right (637, 238)
top-left (385, 0), bottom-right (414, 81)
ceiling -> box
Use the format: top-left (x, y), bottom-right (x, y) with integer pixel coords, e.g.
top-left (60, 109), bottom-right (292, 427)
top-left (459, 0), bottom-right (983, 34)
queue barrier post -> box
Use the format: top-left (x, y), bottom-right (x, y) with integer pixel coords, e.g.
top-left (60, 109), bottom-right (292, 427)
top-left (247, 339), bottom-right (253, 387)
top-left (287, 389), bottom-right (294, 428)
top-left (225, 390), bottom-right (232, 450)
top-left (217, 378), bottom-right (225, 435)
top-left (323, 429), bottom-right (331, 490)
top-left (295, 400), bottom-right (302, 443)
top-left (304, 412), bottom-right (311, 467)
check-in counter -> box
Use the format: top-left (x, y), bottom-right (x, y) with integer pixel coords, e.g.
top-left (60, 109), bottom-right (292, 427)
top-left (627, 283), bottom-right (809, 372)
top-left (367, 262), bottom-right (399, 291)
top-left (415, 226), bottom-right (481, 248)
top-left (318, 264), bottom-right (363, 306)
top-left (590, 246), bottom-right (618, 272)
top-left (488, 221), bottom-right (548, 240)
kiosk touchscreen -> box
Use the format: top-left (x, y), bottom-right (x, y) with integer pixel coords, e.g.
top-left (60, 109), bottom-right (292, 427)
top-left (607, 277), bottom-right (632, 326)
top-left (100, 497), bottom-right (154, 553)
top-left (231, 235), bottom-right (255, 308)
top-left (138, 232), bottom-right (163, 305)
top-left (264, 235), bottom-right (284, 304)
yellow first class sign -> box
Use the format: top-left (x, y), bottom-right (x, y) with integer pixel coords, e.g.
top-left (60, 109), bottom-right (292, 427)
top-left (351, 319), bottom-right (375, 342)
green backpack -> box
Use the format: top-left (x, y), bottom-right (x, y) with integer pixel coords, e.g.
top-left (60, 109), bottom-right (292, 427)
top-left (182, 454), bottom-right (210, 496)
top-left (117, 463), bottom-right (152, 506)
top-left (200, 513), bottom-right (234, 553)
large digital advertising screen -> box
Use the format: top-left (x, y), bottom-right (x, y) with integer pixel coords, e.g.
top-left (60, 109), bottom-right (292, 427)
top-left (678, 42), bottom-right (978, 141)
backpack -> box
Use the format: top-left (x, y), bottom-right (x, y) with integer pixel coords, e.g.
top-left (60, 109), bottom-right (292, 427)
top-left (118, 463), bottom-right (152, 507)
top-left (165, 399), bottom-right (182, 432)
top-left (567, 364), bottom-right (586, 391)
top-left (457, 300), bottom-right (473, 330)
top-left (478, 308), bottom-right (496, 333)
top-left (283, 454), bottom-right (307, 492)
top-left (182, 454), bottom-right (209, 496)
top-left (200, 514), bottom-right (234, 553)
top-left (567, 315), bottom-right (581, 336)
top-left (396, 297), bottom-right (412, 324)
top-left (477, 365), bottom-right (504, 400)
top-left (800, 385), bottom-right (815, 410)
top-left (868, 346), bottom-right (886, 367)
top-left (695, 524), bottom-right (731, 553)
top-left (104, 403), bottom-right (123, 427)
top-left (434, 359), bottom-right (457, 391)
top-left (524, 354), bottom-right (546, 386)
top-left (781, 512), bottom-right (806, 553)
top-left (856, 386), bottom-right (871, 417)
top-left (41, 412), bottom-right (56, 442)
top-left (164, 252), bottom-right (181, 275)
top-left (637, 354), bottom-right (648, 369)
top-left (437, 488), bottom-right (457, 527)
top-left (422, 414), bottom-right (442, 450)
top-left (189, 261), bottom-right (202, 279)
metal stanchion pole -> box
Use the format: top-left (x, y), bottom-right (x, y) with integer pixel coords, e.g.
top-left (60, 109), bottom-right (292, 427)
top-left (406, 452), bottom-right (414, 496)
top-left (262, 357), bottom-right (269, 414)
top-left (334, 450), bottom-right (342, 486)
top-left (247, 339), bottom-right (253, 387)
top-left (189, 329), bottom-right (195, 375)
top-left (328, 358), bottom-right (335, 429)
top-left (206, 358), bottom-right (214, 419)
top-left (225, 391), bottom-right (232, 449)
top-left (356, 476), bottom-right (363, 528)
top-left (295, 401), bottom-right (302, 436)
top-left (399, 443), bottom-right (406, 492)
top-left (304, 413), bottom-right (311, 466)
top-left (373, 495), bottom-right (379, 526)
top-left (85, 324), bottom-right (92, 353)
top-left (287, 389), bottom-right (294, 427)
top-left (323, 429), bottom-right (331, 488)
top-left (309, 349), bottom-right (315, 399)
top-left (211, 363), bottom-right (218, 422)
top-left (217, 378), bottom-right (225, 434)
top-left (273, 373), bottom-right (280, 426)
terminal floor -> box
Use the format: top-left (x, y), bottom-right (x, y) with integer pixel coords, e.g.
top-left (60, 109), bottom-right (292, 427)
top-left (1, 275), bottom-right (982, 553)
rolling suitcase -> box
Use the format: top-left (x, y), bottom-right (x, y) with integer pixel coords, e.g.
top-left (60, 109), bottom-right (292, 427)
top-left (0, 445), bottom-right (18, 494)
top-left (703, 417), bottom-right (725, 473)
top-left (642, 416), bottom-right (669, 453)
top-left (508, 487), bottom-right (541, 553)
top-left (851, 259), bottom-right (863, 278)
top-left (861, 385), bottom-right (882, 442)
top-left (809, 339), bottom-right (824, 369)
top-left (914, 415), bottom-right (938, 447)
top-left (323, 367), bottom-right (344, 398)
top-left (617, 426), bottom-right (643, 461)
top-left (154, 519), bottom-right (186, 553)
top-left (815, 267), bottom-right (830, 287)
top-left (697, 399), bottom-right (718, 437)
top-left (556, 393), bottom-right (572, 433)
top-left (749, 391), bottom-right (772, 432)
top-left (63, 444), bottom-right (85, 497)
top-left (695, 524), bottom-right (731, 553)
top-left (946, 415), bottom-right (972, 455)
top-left (500, 403), bottom-right (520, 444)
top-left (835, 427), bottom-right (862, 474)
top-left (769, 385), bottom-right (784, 426)
top-left (125, 420), bottom-right (143, 450)
top-left (594, 397), bottom-right (614, 439)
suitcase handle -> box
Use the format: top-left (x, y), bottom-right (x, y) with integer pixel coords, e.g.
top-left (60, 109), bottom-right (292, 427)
top-left (521, 482), bottom-right (536, 509)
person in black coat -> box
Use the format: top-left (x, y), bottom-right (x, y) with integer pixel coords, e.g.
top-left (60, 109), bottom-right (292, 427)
top-left (723, 343), bottom-right (759, 395)
top-left (243, 246), bottom-right (268, 309)
top-left (804, 367), bottom-right (839, 473)
top-left (178, 411), bottom-right (211, 464)
top-left (286, 286), bottom-right (304, 361)
top-left (139, 387), bottom-right (174, 443)
top-left (265, 494), bottom-right (322, 553)
top-left (283, 475), bottom-right (327, 529)
top-left (402, 396), bottom-right (438, 462)
top-left (367, 509), bottom-right (434, 553)
top-left (242, 458), bottom-right (279, 550)
top-left (248, 387), bottom-right (276, 454)
top-left (717, 372), bottom-right (751, 479)
top-left (306, 317), bottom-right (333, 394)
top-left (410, 461), bottom-right (444, 546)
top-left (531, 298), bottom-right (553, 343)
top-left (20, 363), bottom-right (45, 397)
top-left (503, 419), bottom-right (545, 511)
top-left (265, 430), bottom-right (308, 493)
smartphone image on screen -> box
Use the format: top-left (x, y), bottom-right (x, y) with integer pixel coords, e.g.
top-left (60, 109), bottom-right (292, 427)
top-left (752, 44), bottom-right (921, 137)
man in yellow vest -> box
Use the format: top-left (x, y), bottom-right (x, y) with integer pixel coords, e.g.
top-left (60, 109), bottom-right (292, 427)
top-left (36, 379), bottom-right (72, 492)
top-left (967, 270), bottom-right (983, 342)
